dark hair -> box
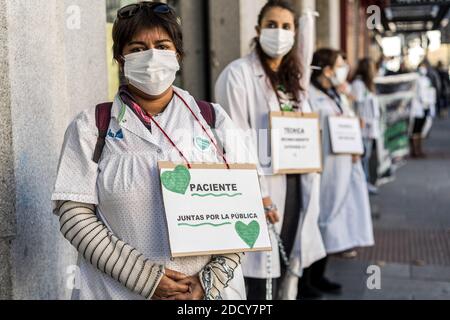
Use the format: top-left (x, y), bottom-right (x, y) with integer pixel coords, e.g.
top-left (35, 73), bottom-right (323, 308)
top-left (254, 0), bottom-right (303, 101)
top-left (419, 60), bottom-right (428, 68)
top-left (311, 48), bottom-right (342, 83)
top-left (112, 2), bottom-right (184, 62)
top-left (351, 58), bottom-right (375, 92)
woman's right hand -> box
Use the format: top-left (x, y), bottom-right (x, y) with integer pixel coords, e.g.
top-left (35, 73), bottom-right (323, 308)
top-left (153, 269), bottom-right (190, 300)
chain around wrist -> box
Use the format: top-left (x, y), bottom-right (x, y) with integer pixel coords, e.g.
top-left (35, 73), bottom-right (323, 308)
top-left (264, 204), bottom-right (277, 212)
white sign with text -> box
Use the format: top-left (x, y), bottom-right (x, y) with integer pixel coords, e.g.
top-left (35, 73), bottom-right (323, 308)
top-left (328, 116), bottom-right (364, 155)
top-left (270, 112), bottom-right (322, 174)
top-left (159, 162), bottom-right (272, 258)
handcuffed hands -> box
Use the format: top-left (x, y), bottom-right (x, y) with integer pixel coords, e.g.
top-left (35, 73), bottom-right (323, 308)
top-left (154, 269), bottom-right (204, 300)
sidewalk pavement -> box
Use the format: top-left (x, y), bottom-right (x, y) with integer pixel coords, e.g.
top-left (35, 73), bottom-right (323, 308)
top-left (324, 118), bottom-right (450, 300)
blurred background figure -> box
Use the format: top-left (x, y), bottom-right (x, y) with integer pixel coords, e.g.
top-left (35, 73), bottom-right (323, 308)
top-left (351, 58), bottom-right (381, 195)
top-left (306, 48), bottom-right (375, 299)
top-left (410, 61), bottom-right (436, 158)
top-left (335, 53), bottom-right (355, 108)
top-left (436, 61), bottom-right (450, 119)
top-left (421, 60), bottom-right (441, 119)
top-left (376, 56), bottom-right (388, 77)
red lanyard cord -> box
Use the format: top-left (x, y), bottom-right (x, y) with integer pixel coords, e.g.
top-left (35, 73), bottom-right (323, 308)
top-left (140, 91), bottom-right (230, 169)
top-left (145, 114), bottom-right (193, 169)
top-left (174, 92), bottom-right (230, 169)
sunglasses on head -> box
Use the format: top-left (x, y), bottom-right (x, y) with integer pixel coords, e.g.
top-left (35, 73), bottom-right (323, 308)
top-left (117, 1), bottom-right (172, 19)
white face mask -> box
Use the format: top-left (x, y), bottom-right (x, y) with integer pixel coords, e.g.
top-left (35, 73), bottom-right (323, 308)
top-left (331, 65), bottom-right (349, 86)
top-left (259, 28), bottom-right (295, 58)
top-left (419, 67), bottom-right (427, 76)
top-left (124, 49), bottom-right (180, 96)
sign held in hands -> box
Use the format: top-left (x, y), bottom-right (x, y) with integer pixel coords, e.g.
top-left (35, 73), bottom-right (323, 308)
top-left (159, 162), bottom-right (272, 258)
top-left (328, 116), bottom-right (364, 155)
top-left (270, 112), bottom-right (322, 175)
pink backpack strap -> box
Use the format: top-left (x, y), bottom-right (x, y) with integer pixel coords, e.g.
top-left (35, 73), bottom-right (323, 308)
top-left (92, 100), bottom-right (223, 163)
top-left (93, 102), bottom-right (113, 164)
top-left (196, 100), bottom-right (216, 129)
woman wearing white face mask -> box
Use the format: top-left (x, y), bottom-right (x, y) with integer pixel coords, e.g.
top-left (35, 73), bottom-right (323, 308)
top-left (51, 2), bottom-right (251, 300)
top-left (307, 48), bottom-right (374, 295)
top-left (351, 58), bottom-right (381, 194)
top-left (215, 0), bottom-right (325, 300)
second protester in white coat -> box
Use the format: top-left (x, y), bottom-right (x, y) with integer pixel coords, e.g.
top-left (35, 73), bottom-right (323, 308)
top-left (215, 0), bottom-right (325, 300)
top-left (305, 48), bottom-right (374, 297)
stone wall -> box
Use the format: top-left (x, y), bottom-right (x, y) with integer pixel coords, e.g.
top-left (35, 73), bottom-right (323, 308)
top-left (0, 0), bottom-right (15, 300)
top-left (0, 0), bottom-right (108, 300)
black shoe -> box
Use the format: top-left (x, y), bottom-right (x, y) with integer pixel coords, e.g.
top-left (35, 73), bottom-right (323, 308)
top-left (312, 278), bottom-right (342, 294)
top-left (297, 283), bottom-right (323, 300)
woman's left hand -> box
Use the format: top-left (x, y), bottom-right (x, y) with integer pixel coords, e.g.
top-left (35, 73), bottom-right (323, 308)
top-left (262, 197), bottom-right (280, 224)
top-left (166, 275), bottom-right (205, 300)
top-left (352, 154), bottom-right (361, 163)
top-left (359, 118), bottom-right (366, 129)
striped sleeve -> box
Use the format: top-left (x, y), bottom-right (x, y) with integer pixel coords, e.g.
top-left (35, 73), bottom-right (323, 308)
top-left (57, 201), bottom-right (164, 299)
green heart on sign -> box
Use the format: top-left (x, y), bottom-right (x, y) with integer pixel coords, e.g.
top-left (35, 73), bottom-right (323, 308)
top-left (195, 137), bottom-right (211, 151)
top-left (161, 165), bottom-right (191, 195)
top-left (235, 220), bottom-right (260, 249)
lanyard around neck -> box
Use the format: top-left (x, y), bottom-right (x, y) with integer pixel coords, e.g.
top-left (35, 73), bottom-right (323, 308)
top-left (313, 80), bottom-right (344, 115)
top-left (266, 79), bottom-right (303, 114)
top-left (126, 91), bottom-right (230, 169)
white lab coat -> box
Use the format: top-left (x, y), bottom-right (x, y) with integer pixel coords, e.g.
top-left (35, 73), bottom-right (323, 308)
top-left (215, 51), bottom-right (326, 280)
top-left (351, 79), bottom-right (381, 140)
top-left (410, 75), bottom-right (436, 138)
top-left (308, 85), bottom-right (374, 254)
top-left (411, 75), bottom-right (436, 118)
top-left (51, 87), bottom-right (248, 300)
